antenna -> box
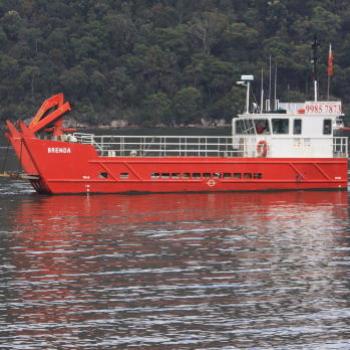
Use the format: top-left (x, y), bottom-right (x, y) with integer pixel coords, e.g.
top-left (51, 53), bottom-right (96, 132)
top-left (274, 63), bottom-right (278, 110)
top-left (268, 55), bottom-right (272, 111)
top-left (236, 75), bottom-right (254, 114)
top-left (260, 68), bottom-right (264, 113)
top-left (312, 35), bottom-right (320, 102)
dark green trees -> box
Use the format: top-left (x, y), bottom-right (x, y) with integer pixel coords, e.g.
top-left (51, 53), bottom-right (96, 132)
top-left (0, 1), bottom-right (349, 126)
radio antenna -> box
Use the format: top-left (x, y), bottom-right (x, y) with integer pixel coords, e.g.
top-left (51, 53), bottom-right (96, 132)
top-left (274, 63), bottom-right (278, 110)
top-left (260, 68), bottom-right (264, 113)
top-left (312, 35), bottom-right (320, 102)
top-left (268, 55), bottom-right (272, 111)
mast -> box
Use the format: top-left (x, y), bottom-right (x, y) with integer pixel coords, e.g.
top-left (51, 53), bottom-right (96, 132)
top-left (260, 68), bottom-right (264, 113)
top-left (268, 55), bottom-right (272, 111)
top-left (327, 43), bottom-right (334, 100)
top-left (312, 35), bottom-right (319, 102)
top-left (246, 80), bottom-right (250, 113)
top-left (274, 63), bottom-right (277, 110)
top-left (237, 75), bottom-right (254, 114)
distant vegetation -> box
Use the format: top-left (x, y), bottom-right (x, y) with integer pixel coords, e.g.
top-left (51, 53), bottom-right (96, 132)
top-left (0, 0), bottom-right (349, 126)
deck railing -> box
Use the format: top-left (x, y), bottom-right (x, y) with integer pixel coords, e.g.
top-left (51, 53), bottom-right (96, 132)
top-left (73, 133), bottom-right (348, 158)
top-left (73, 134), bottom-right (242, 157)
top-left (333, 137), bottom-right (348, 158)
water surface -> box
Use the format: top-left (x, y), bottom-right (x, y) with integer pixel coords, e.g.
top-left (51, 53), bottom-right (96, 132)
top-left (0, 180), bottom-right (350, 349)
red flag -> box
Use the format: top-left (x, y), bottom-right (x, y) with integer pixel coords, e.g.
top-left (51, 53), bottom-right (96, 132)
top-left (327, 44), bottom-right (334, 77)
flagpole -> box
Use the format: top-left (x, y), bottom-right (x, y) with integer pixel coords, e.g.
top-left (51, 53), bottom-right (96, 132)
top-left (312, 36), bottom-right (319, 102)
top-left (327, 43), bottom-right (331, 100)
top-left (260, 68), bottom-right (264, 113)
top-left (327, 72), bottom-right (330, 100)
top-left (327, 43), bottom-right (334, 100)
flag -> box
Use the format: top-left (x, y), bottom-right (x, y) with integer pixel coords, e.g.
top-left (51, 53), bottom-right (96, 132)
top-left (327, 44), bottom-right (334, 77)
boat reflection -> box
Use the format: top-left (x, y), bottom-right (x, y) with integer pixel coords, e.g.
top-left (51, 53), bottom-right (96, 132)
top-left (5, 191), bottom-right (350, 346)
top-left (15, 190), bottom-right (349, 230)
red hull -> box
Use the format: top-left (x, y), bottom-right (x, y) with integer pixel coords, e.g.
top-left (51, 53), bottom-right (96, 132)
top-left (8, 136), bottom-right (348, 194)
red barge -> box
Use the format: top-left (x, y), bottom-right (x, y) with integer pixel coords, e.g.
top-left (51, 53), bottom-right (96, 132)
top-left (4, 75), bottom-right (349, 195)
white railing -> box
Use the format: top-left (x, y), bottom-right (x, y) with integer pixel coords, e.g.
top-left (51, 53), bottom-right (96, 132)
top-left (72, 133), bottom-right (348, 158)
top-left (333, 137), bottom-right (348, 158)
top-left (73, 134), bottom-right (247, 157)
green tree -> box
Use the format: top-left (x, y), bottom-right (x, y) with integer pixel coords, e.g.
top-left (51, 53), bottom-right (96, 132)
top-left (0, 0), bottom-right (350, 125)
top-left (142, 92), bottom-right (171, 126)
top-left (173, 86), bottom-right (201, 125)
top-left (59, 65), bottom-right (89, 98)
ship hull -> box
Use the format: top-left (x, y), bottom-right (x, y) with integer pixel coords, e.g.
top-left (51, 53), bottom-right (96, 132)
top-left (13, 137), bottom-right (348, 194)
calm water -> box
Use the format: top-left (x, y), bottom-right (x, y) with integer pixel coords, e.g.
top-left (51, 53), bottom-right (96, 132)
top-left (0, 178), bottom-right (349, 349)
top-left (1, 133), bottom-right (350, 349)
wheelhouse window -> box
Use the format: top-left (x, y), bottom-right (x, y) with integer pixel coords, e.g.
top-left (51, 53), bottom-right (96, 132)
top-left (272, 119), bottom-right (289, 134)
top-left (254, 119), bottom-right (270, 134)
top-left (235, 119), bottom-right (255, 135)
top-left (293, 119), bottom-right (302, 135)
top-left (323, 119), bottom-right (332, 135)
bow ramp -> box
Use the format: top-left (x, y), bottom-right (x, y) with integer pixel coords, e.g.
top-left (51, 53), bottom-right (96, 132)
top-left (3, 94), bottom-right (72, 182)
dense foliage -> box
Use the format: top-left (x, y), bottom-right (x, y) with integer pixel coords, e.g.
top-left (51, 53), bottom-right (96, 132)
top-left (0, 0), bottom-right (349, 126)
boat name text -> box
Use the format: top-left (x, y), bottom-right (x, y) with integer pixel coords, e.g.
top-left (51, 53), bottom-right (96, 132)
top-left (48, 147), bottom-right (72, 154)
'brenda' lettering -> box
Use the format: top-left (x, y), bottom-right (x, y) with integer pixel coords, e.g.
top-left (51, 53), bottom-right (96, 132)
top-left (48, 147), bottom-right (72, 154)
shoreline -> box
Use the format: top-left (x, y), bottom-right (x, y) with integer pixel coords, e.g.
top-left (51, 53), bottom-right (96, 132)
top-left (63, 117), bottom-right (231, 130)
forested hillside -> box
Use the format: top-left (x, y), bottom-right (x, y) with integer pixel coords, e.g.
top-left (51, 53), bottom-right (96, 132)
top-left (0, 0), bottom-right (349, 126)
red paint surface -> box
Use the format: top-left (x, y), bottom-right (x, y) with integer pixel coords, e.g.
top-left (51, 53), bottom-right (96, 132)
top-left (4, 134), bottom-right (347, 194)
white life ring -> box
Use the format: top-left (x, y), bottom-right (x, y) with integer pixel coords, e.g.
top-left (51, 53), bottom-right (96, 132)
top-left (207, 179), bottom-right (216, 187)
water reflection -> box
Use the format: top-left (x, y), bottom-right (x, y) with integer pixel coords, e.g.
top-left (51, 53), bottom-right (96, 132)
top-left (1, 191), bottom-right (350, 349)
